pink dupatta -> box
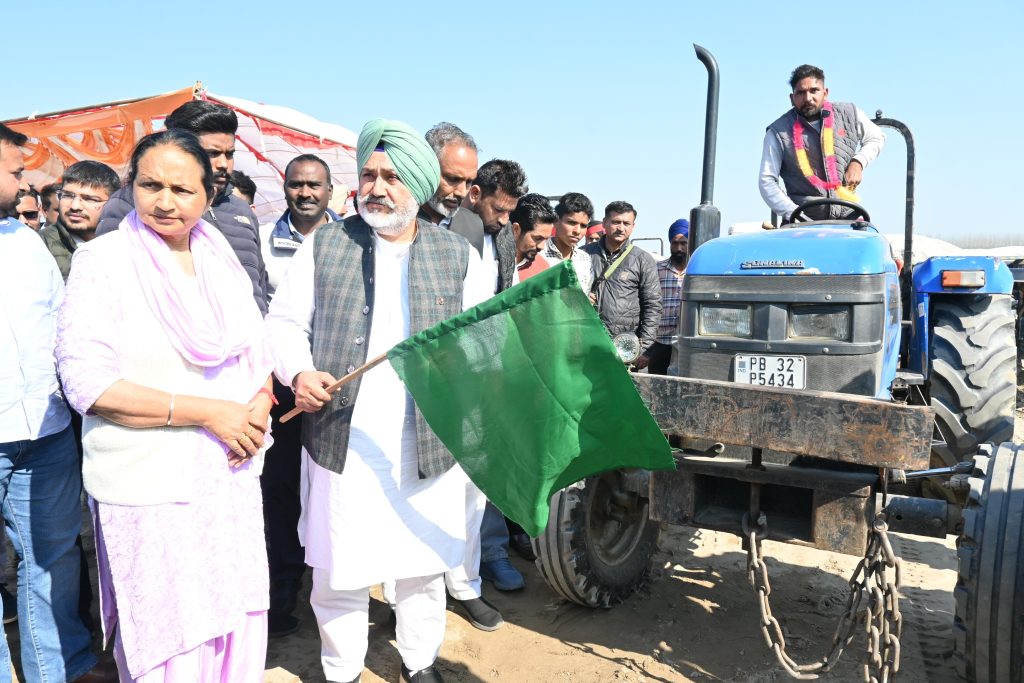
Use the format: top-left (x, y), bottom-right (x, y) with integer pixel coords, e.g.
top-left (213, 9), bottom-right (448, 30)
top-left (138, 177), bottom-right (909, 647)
top-left (121, 211), bottom-right (266, 375)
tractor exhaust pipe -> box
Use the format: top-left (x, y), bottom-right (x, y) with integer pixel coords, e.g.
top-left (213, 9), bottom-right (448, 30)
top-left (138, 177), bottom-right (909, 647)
top-left (873, 111), bottom-right (915, 321)
top-left (689, 44), bottom-right (721, 260)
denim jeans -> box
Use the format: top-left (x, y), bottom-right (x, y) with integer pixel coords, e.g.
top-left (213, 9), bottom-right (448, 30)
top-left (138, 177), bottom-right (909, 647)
top-left (480, 501), bottom-right (510, 563)
top-left (0, 425), bottom-right (95, 683)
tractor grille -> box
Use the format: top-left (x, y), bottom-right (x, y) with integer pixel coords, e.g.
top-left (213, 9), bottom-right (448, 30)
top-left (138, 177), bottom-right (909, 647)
top-left (675, 274), bottom-right (888, 397)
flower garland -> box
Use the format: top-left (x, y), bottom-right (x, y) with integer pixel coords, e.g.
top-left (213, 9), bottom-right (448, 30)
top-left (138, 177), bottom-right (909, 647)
top-left (793, 101), bottom-right (859, 202)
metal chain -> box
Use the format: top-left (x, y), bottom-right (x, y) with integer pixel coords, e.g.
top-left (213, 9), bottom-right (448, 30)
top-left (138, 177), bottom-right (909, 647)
top-left (742, 513), bottom-right (903, 681)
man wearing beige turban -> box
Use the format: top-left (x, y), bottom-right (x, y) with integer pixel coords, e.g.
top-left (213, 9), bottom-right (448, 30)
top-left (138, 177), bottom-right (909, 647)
top-left (266, 119), bottom-right (490, 683)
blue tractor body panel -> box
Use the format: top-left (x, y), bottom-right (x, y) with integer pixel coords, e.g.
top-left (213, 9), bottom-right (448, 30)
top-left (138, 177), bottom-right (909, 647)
top-left (880, 272), bottom-right (902, 398)
top-left (912, 255), bottom-right (1014, 296)
top-left (907, 255), bottom-right (1014, 376)
top-left (687, 226), bottom-right (898, 277)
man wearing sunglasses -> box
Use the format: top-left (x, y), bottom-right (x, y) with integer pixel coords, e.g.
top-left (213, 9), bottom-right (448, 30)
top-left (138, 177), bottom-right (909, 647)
top-left (15, 190), bottom-right (41, 230)
top-left (39, 161), bottom-right (120, 281)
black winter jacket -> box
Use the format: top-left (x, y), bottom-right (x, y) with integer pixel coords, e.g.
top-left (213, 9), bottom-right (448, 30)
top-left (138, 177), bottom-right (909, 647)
top-left (96, 183), bottom-right (269, 315)
top-left (38, 219), bottom-right (77, 281)
top-left (583, 239), bottom-right (663, 352)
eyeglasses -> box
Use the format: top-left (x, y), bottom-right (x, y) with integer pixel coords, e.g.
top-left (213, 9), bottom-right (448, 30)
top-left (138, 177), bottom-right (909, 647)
top-left (18, 210), bottom-right (39, 220)
top-left (57, 190), bottom-right (107, 206)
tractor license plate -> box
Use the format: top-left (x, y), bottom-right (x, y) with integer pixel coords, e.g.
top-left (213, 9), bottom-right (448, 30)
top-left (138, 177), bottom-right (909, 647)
top-left (733, 354), bottom-right (806, 389)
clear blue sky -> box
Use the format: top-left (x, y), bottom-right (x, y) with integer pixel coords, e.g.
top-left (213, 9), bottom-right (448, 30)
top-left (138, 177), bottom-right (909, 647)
top-left (5, 0), bottom-right (1022, 248)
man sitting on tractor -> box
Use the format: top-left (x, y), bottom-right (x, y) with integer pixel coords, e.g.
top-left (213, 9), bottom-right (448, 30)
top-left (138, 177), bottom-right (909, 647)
top-left (759, 64), bottom-right (886, 222)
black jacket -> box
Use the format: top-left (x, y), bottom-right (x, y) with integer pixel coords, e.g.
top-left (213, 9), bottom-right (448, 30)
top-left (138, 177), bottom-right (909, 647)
top-left (494, 224), bottom-right (516, 293)
top-left (583, 239), bottom-right (663, 351)
top-left (96, 183), bottom-right (269, 315)
top-left (447, 207), bottom-right (485, 257)
top-left (416, 206), bottom-right (488, 260)
top-left (38, 219), bottom-right (78, 281)
top-left (441, 205), bottom-right (515, 293)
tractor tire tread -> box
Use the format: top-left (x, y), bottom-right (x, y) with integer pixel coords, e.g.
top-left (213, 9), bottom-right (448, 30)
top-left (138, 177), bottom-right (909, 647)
top-left (952, 442), bottom-right (1024, 682)
top-left (929, 296), bottom-right (1016, 473)
top-left (532, 475), bottom-right (660, 608)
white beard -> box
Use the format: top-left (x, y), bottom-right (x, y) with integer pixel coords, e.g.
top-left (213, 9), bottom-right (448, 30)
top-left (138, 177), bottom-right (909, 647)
top-left (358, 193), bottom-right (420, 236)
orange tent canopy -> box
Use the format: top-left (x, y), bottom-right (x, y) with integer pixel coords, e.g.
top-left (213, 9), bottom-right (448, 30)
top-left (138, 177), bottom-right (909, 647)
top-left (5, 85), bottom-right (358, 222)
top-left (7, 87), bottom-right (195, 183)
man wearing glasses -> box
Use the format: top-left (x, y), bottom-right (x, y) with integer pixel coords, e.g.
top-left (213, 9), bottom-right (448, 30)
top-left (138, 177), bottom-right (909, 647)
top-left (39, 161), bottom-right (120, 281)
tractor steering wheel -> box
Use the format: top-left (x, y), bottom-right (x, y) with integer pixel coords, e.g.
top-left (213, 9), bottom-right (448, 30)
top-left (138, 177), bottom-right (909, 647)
top-left (789, 198), bottom-right (871, 224)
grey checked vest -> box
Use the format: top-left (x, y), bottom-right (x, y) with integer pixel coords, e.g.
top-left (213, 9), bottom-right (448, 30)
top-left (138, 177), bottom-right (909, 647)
top-left (768, 102), bottom-right (861, 219)
top-left (301, 215), bottom-right (470, 478)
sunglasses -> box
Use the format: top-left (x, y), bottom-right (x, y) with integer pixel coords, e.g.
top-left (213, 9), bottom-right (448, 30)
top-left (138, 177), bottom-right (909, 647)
top-left (18, 210), bottom-right (39, 220)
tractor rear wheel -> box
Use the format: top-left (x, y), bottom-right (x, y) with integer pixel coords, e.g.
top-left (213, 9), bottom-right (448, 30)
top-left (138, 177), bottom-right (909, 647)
top-left (928, 295), bottom-right (1016, 500)
top-left (532, 470), bottom-right (661, 608)
top-left (953, 442), bottom-right (1024, 682)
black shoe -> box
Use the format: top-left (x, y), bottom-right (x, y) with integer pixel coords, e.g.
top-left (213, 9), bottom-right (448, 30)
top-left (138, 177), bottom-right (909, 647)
top-left (509, 533), bottom-right (537, 561)
top-left (451, 596), bottom-right (503, 631)
top-left (267, 609), bottom-right (299, 638)
top-left (329, 676), bottom-right (360, 683)
top-left (400, 664), bottom-right (445, 682)
top-left (72, 660), bottom-right (119, 683)
top-left (0, 584), bottom-right (15, 624)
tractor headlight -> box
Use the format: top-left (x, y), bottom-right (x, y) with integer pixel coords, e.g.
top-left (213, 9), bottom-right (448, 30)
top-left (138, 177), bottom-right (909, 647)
top-left (699, 304), bottom-right (752, 337)
top-left (789, 304), bottom-right (851, 341)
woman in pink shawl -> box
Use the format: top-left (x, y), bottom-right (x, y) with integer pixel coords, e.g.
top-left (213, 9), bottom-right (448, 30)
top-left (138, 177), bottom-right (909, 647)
top-left (55, 129), bottom-right (273, 682)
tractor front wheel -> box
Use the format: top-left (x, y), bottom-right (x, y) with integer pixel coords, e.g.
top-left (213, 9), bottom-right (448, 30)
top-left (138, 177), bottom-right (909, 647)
top-left (532, 470), bottom-right (661, 608)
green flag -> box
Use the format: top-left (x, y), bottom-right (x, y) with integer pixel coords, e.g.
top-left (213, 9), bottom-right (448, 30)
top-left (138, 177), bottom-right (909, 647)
top-left (387, 261), bottom-right (674, 536)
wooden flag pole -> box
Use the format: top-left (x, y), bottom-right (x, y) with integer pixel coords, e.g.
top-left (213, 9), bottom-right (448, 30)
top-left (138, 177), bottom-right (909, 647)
top-left (279, 352), bottom-right (389, 423)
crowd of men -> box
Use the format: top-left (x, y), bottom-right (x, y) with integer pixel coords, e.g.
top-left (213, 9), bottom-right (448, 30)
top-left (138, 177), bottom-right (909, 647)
top-left (0, 103), bottom-right (686, 683)
top-left (0, 61), bottom-right (878, 682)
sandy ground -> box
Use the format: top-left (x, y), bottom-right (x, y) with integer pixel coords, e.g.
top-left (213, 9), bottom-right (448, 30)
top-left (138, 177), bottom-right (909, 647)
top-left (260, 399), bottom-right (1024, 683)
top-left (7, 376), bottom-right (1022, 683)
top-left (262, 528), bottom-right (961, 683)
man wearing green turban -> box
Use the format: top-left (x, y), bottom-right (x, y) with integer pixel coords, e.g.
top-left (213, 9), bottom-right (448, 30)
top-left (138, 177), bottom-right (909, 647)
top-left (356, 118), bottom-right (441, 208)
top-left (266, 118), bottom-right (492, 683)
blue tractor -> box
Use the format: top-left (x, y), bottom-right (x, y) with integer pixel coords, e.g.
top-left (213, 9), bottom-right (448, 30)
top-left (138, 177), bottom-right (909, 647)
top-left (682, 197), bottom-right (1016, 483)
top-left (532, 46), bottom-right (1021, 682)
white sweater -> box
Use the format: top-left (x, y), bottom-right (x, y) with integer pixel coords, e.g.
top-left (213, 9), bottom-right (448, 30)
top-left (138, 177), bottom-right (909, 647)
top-left (60, 231), bottom-right (266, 505)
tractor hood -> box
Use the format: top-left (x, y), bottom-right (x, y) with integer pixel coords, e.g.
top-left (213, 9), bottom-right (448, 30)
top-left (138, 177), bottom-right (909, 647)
top-left (687, 226), bottom-right (898, 276)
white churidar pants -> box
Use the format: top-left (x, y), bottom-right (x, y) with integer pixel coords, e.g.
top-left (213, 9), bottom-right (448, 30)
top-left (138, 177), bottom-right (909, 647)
top-left (444, 478), bottom-right (487, 600)
top-left (311, 568), bottom-right (447, 681)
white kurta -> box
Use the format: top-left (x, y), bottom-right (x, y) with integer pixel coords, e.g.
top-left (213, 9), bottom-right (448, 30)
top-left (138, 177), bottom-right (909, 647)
top-left (480, 233), bottom-right (500, 294)
top-left (266, 229), bottom-right (491, 591)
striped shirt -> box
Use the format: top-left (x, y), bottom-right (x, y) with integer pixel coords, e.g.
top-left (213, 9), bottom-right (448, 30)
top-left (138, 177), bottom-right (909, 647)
top-left (656, 258), bottom-right (685, 344)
